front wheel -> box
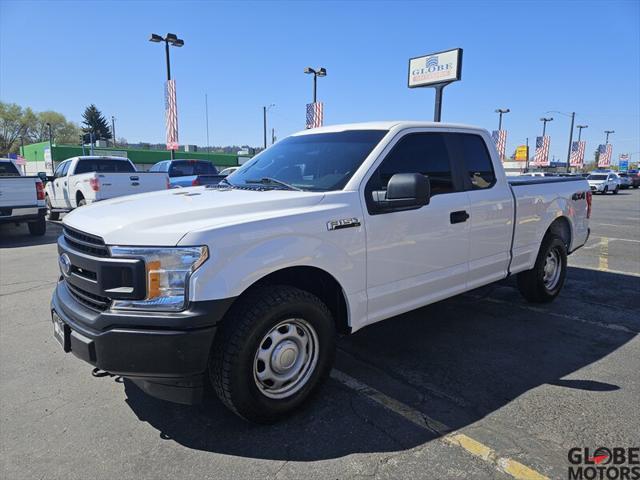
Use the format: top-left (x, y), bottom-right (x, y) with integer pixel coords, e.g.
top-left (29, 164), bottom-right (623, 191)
top-left (603, 186), bottom-right (608, 194)
top-left (46, 196), bottom-right (59, 221)
top-left (210, 285), bottom-right (336, 423)
top-left (517, 234), bottom-right (567, 303)
top-left (613, 186), bottom-right (619, 194)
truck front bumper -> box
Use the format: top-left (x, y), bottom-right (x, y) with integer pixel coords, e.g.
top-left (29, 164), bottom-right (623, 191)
top-left (51, 279), bottom-right (234, 404)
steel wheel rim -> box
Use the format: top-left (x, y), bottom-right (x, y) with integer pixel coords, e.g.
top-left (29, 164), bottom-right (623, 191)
top-left (253, 318), bottom-right (319, 399)
top-left (542, 248), bottom-right (562, 290)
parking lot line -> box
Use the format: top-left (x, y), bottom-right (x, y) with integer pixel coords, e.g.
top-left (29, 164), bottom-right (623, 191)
top-left (598, 237), bottom-right (609, 271)
top-left (330, 369), bottom-right (549, 480)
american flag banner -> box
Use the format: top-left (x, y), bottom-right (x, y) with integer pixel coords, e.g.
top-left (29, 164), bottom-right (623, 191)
top-left (491, 130), bottom-right (507, 160)
top-left (534, 136), bottom-right (551, 166)
top-left (165, 79), bottom-right (179, 150)
top-left (306, 102), bottom-right (324, 129)
top-left (569, 140), bottom-right (586, 167)
top-left (597, 144), bottom-right (613, 167)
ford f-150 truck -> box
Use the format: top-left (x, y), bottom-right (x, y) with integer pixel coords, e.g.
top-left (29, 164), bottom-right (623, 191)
top-left (50, 122), bottom-right (591, 423)
top-left (44, 156), bottom-right (169, 220)
top-left (0, 158), bottom-right (47, 235)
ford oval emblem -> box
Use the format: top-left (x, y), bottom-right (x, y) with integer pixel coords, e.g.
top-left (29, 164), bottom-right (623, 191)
top-left (59, 253), bottom-right (72, 277)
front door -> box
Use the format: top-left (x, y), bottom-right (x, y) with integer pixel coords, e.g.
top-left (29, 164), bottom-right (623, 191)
top-left (363, 131), bottom-right (471, 326)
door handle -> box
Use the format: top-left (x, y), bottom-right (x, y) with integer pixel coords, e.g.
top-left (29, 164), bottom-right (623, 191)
top-left (450, 210), bottom-right (470, 224)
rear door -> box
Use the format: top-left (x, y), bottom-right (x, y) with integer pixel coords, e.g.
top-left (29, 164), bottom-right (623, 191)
top-left (453, 132), bottom-right (514, 288)
top-left (363, 130), bottom-right (471, 325)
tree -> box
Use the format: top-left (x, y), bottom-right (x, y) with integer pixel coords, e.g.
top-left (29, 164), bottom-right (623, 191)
top-left (29, 111), bottom-right (81, 145)
top-left (82, 104), bottom-right (112, 141)
top-left (0, 102), bottom-right (37, 155)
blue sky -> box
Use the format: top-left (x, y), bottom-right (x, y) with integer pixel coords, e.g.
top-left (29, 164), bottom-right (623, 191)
top-left (1, 0), bottom-right (639, 163)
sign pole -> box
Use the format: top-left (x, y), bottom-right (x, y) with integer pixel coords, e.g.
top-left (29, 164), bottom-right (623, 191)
top-left (433, 84), bottom-right (446, 122)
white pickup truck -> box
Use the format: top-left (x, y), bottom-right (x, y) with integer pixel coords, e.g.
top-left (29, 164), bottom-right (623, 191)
top-left (44, 156), bottom-right (168, 220)
top-left (0, 159), bottom-right (47, 235)
top-left (50, 122), bottom-right (591, 423)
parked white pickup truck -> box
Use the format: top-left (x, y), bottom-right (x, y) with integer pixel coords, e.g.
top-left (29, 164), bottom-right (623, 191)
top-left (51, 122), bottom-right (591, 422)
top-left (0, 158), bottom-right (47, 235)
top-left (44, 156), bottom-right (168, 220)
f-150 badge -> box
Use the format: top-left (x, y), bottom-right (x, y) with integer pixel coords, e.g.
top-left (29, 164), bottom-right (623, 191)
top-left (327, 218), bottom-right (361, 231)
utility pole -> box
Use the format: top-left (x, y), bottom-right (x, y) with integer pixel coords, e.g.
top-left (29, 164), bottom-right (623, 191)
top-left (263, 106), bottom-right (267, 149)
top-left (525, 137), bottom-right (530, 173)
top-left (272, 128), bottom-right (276, 145)
top-left (111, 116), bottom-right (116, 147)
top-left (565, 112), bottom-right (575, 173)
top-left (205, 93), bottom-right (210, 153)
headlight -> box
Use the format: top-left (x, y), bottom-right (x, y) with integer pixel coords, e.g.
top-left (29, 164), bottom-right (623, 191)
top-left (108, 246), bottom-right (208, 312)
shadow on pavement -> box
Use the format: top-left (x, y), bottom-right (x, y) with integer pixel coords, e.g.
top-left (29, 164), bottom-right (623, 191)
top-left (123, 267), bottom-right (637, 461)
top-left (0, 221), bottom-right (62, 248)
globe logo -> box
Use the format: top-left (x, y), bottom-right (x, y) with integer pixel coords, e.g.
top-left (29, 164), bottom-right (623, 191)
top-left (425, 56), bottom-right (438, 68)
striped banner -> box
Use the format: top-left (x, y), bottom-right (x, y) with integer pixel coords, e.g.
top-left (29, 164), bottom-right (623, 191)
top-left (165, 79), bottom-right (179, 150)
top-left (569, 140), bottom-right (586, 167)
top-left (306, 102), bottom-right (324, 129)
top-left (491, 130), bottom-right (507, 160)
top-left (597, 144), bottom-right (613, 168)
top-left (534, 136), bottom-right (551, 167)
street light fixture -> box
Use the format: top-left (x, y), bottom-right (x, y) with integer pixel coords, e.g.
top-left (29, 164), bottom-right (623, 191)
top-left (149, 32), bottom-right (185, 159)
top-left (304, 67), bottom-right (327, 103)
top-left (604, 130), bottom-right (615, 144)
top-left (540, 117), bottom-right (553, 137)
top-left (576, 125), bottom-right (588, 142)
top-left (495, 108), bottom-right (510, 130)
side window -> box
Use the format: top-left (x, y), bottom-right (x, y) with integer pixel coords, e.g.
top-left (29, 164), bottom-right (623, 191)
top-left (61, 162), bottom-right (71, 176)
top-left (459, 134), bottom-right (496, 190)
top-left (149, 163), bottom-right (159, 172)
top-left (375, 133), bottom-right (455, 196)
top-left (55, 162), bottom-right (67, 177)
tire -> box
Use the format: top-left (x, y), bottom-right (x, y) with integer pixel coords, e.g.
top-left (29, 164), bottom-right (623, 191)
top-left (28, 216), bottom-right (46, 236)
top-left (46, 196), bottom-right (59, 221)
top-left (613, 186), bottom-right (619, 194)
top-left (603, 186), bottom-right (608, 194)
top-left (77, 198), bottom-right (86, 207)
top-left (517, 234), bottom-right (567, 303)
top-left (210, 285), bottom-right (336, 423)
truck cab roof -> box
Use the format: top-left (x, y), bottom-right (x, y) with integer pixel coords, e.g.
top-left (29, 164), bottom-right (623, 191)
top-left (291, 121), bottom-right (487, 136)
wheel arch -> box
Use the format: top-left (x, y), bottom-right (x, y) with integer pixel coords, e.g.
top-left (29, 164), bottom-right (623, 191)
top-left (547, 216), bottom-right (572, 251)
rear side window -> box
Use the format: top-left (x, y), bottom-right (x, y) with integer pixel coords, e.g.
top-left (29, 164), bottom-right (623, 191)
top-left (74, 159), bottom-right (135, 174)
top-left (459, 134), bottom-right (496, 190)
top-left (168, 161), bottom-right (218, 177)
top-left (0, 161), bottom-right (21, 176)
top-left (375, 133), bottom-right (455, 195)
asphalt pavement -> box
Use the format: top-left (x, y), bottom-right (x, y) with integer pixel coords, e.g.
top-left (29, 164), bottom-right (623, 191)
top-left (1, 189), bottom-right (638, 480)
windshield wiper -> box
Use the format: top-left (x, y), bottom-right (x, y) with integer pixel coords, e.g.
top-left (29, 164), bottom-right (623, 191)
top-left (244, 177), bottom-right (302, 191)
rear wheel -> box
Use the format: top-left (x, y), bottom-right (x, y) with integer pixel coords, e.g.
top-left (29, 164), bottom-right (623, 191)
top-left (77, 198), bottom-right (86, 207)
top-left (45, 195), bottom-right (59, 221)
top-left (613, 185), bottom-right (619, 194)
top-left (210, 285), bottom-right (336, 423)
top-left (603, 186), bottom-right (608, 194)
top-left (28, 216), bottom-right (46, 236)
top-left (517, 234), bottom-right (567, 303)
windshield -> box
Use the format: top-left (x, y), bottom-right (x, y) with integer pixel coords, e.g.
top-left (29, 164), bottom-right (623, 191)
top-left (588, 174), bottom-right (608, 180)
top-left (228, 130), bottom-right (387, 191)
top-left (75, 159), bottom-right (135, 174)
top-left (169, 160), bottom-right (218, 177)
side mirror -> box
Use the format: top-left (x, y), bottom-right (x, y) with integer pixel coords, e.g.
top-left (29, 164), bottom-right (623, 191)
top-left (373, 173), bottom-right (430, 212)
top-left (37, 172), bottom-right (48, 183)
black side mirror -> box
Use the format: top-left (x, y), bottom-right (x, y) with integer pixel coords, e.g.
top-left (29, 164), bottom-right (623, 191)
top-left (37, 171), bottom-right (48, 183)
top-left (373, 173), bottom-right (430, 212)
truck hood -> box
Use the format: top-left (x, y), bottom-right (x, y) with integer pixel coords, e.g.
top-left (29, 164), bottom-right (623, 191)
top-left (63, 186), bottom-right (325, 245)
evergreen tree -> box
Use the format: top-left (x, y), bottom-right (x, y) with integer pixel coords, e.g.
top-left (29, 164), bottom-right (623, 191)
top-left (81, 104), bottom-right (112, 141)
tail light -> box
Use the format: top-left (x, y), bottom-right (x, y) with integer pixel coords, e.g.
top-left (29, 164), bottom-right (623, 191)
top-left (89, 178), bottom-right (100, 192)
top-left (35, 181), bottom-right (45, 200)
top-left (191, 178), bottom-right (200, 186)
top-left (586, 190), bottom-right (592, 218)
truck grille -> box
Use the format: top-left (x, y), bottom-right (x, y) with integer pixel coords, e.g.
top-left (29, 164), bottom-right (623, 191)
top-left (63, 226), bottom-right (109, 257)
top-left (66, 282), bottom-right (111, 311)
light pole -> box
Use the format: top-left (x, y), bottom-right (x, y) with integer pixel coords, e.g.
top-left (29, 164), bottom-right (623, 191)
top-left (111, 116), bottom-right (116, 147)
top-left (303, 67), bottom-right (327, 103)
top-left (263, 104), bottom-right (275, 149)
top-left (149, 32), bottom-right (184, 159)
top-left (605, 130), bottom-right (615, 144)
top-left (46, 122), bottom-right (54, 169)
top-left (495, 108), bottom-right (510, 130)
top-left (540, 117), bottom-right (553, 137)
top-left (576, 125), bottom-right (588, 142)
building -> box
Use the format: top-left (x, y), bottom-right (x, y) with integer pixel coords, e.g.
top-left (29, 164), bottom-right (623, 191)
top-left (20, 141), bottom-right (240, 175)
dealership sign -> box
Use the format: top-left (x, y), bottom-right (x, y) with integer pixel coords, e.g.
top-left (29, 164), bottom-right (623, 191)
top-left (408, 48), bottom-right (463, 88)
